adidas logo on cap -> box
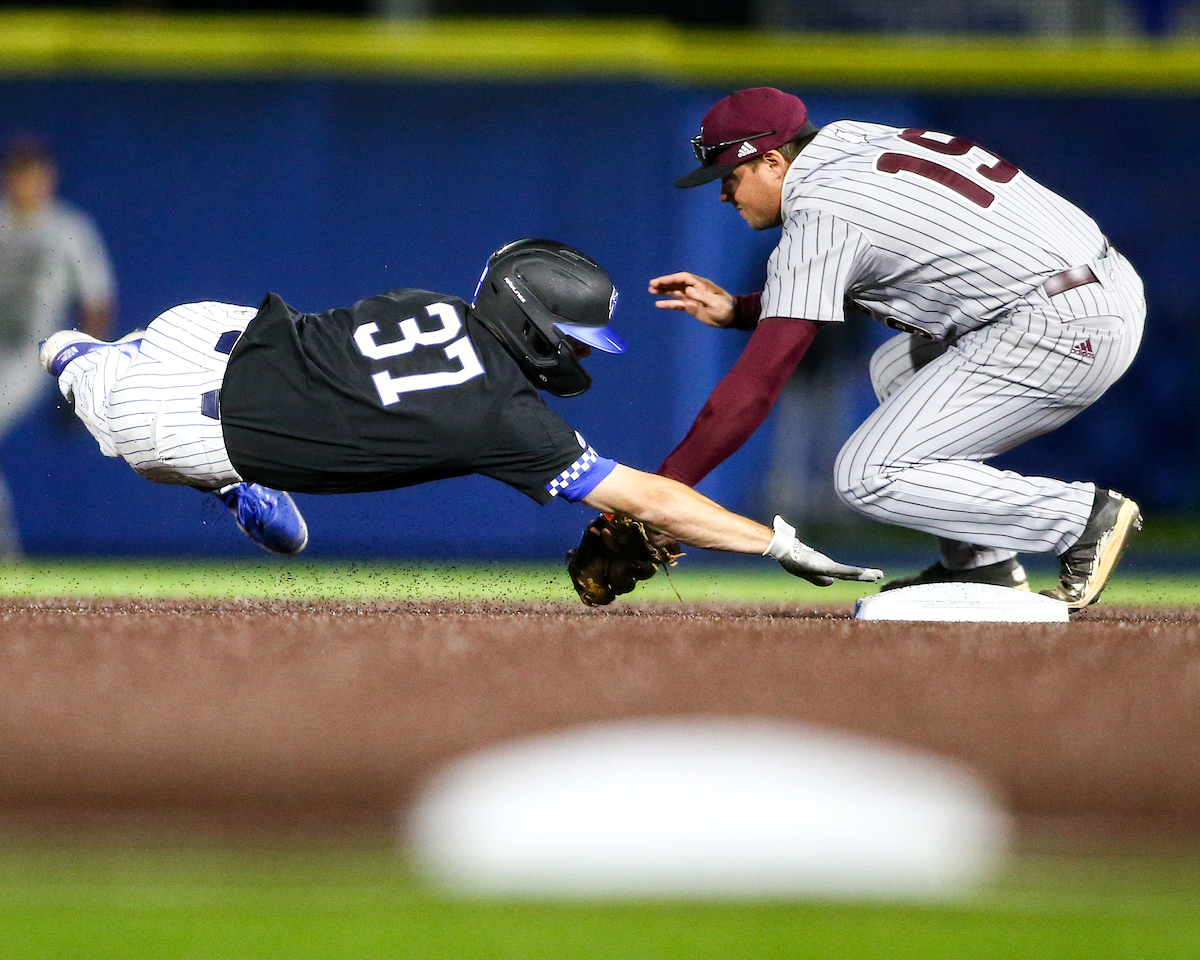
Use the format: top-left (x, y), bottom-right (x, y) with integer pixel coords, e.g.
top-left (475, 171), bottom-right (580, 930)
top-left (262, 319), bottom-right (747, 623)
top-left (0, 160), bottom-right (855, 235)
top-left (736, 141), bottom-right (757, 158)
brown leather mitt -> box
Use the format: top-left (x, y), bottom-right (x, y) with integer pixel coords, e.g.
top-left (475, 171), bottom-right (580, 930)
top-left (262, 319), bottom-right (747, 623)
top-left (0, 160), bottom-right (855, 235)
top-left (566, 515), bottom-right (684, 606)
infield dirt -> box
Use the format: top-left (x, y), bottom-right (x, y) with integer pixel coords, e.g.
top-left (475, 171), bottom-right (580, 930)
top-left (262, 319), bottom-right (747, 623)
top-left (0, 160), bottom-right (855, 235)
top-left (1, 599), bottom-right (1198, 846)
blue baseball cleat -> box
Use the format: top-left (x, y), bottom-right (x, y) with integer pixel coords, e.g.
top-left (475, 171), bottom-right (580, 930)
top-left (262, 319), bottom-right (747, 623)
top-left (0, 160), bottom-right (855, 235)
top-left (214, 482), bottom-right (309, 555)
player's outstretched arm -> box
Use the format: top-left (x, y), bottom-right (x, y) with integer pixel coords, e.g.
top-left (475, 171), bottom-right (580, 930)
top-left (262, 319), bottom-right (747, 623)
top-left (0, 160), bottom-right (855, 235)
top-left (648, 272), bottom-right (735, 328)
top-left (583, 463), bottom-right (768, 553)
top-left (577, 464), bottom-right (882, 587)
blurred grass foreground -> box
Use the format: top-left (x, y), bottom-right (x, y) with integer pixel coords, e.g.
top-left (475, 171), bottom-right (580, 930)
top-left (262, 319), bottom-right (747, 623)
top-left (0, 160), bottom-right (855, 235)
top-left (0, 843), bottom-right (1199, 959)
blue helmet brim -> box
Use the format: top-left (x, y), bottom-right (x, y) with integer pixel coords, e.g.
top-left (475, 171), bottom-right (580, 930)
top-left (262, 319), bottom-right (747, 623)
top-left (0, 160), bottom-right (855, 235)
top-left (554, 322), bottom-right (628, 354)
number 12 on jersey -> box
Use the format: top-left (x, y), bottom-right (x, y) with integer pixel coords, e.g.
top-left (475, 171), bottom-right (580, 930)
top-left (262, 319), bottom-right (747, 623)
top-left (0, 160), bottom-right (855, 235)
top-left (875, 129), bottom-right (1019, 209)
top-left (353, 301), bottom-right (485, 406)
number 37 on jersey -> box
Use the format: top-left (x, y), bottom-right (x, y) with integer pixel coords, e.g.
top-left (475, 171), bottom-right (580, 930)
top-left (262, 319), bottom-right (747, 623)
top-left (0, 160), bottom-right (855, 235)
top-left (874, 128), bottom-right (1020, 209)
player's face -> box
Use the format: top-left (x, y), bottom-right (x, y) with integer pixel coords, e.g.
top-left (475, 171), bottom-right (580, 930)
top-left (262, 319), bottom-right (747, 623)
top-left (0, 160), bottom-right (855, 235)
top-left (719, 156), bottom-right (786, 230)
top-left (3, 161), bottom-right (56, 213)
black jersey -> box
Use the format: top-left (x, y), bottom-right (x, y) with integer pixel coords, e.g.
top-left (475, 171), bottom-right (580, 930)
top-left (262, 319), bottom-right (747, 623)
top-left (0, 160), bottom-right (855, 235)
top-left (219, 289), bottom-right (588, 503)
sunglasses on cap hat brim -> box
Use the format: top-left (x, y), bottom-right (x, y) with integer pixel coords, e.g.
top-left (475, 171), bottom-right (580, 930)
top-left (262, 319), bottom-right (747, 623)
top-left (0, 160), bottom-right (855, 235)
top-left (690, 129), bottom-right (776, 166)
top-left (672, 130), bottom-right (775, 189)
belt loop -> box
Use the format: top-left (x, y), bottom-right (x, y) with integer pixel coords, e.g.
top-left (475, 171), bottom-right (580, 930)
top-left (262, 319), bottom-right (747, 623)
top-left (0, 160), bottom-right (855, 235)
top-left (200, 389), bottom-right (220, 420)
top-left (215, 331), bottom-right (241, 355)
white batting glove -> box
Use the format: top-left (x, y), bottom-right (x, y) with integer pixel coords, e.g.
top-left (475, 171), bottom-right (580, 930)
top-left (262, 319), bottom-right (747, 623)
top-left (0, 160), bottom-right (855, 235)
top-left (763, 516), bottom-right (884, 587)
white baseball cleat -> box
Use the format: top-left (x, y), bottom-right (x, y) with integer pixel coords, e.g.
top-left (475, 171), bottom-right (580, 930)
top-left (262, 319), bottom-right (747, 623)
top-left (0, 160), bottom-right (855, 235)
top-left (39, 329), bottom-right (145, 378)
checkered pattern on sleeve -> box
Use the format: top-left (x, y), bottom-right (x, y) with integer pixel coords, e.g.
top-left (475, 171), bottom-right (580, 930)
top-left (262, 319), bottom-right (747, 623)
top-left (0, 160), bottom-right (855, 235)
top-left (546, 446), bottom-right (600, 499)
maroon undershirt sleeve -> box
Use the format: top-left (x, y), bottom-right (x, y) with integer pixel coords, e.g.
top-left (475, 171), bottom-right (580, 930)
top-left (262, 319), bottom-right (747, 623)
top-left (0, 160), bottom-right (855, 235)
top-left (730, 292), bottom-right (763, 331)
top-left (657, 316), bottom-right (820, 488)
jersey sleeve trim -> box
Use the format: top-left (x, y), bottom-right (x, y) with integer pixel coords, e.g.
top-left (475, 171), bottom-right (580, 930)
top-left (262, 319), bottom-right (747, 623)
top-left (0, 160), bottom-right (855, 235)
top-left (545, 446), bottom-right (617, 502)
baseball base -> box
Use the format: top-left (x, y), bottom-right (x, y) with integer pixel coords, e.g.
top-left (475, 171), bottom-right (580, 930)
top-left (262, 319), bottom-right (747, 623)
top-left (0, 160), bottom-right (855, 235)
top-left (854, 582), bottom-right (1069, 623)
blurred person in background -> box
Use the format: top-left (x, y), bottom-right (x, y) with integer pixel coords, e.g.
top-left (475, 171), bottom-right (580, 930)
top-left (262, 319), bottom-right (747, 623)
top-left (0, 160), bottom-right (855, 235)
top-left (0, 135), bottom-right (115, 560)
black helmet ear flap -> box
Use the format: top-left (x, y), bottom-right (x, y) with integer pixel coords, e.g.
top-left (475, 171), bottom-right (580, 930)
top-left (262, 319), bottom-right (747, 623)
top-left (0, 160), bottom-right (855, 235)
top-left (472, 239), bottom-right (618, 397)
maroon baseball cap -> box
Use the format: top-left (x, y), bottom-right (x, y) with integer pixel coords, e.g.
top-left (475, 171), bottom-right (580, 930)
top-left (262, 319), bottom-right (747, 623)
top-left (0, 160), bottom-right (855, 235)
top-left (675, 87), bottom-right (812, 189)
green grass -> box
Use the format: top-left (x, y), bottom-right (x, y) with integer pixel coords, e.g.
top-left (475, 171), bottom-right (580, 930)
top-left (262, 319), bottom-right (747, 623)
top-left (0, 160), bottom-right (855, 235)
top-left (0, 558), bottom-right (892, 604)
top-left (0, 844), bottom-right (1198, 960)
top-left (0, 559), bottom-right (1196, 607)
top-left (0, 559), bottom-right (578, 603)
top-left (1, 560), bottom-right (1197, 958)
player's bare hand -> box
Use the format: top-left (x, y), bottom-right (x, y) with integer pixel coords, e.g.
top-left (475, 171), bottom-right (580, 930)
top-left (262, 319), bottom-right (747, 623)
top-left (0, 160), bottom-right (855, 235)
top-left (762, 516), bottom-right (883, 587)
top-left (648, 272), bottom-right (735, 328)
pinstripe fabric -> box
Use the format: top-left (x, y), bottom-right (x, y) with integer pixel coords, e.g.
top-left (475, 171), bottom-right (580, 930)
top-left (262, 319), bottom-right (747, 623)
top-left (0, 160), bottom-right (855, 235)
top-left (756, 120), bottom-right (1145, 559)
top-left (835, 249), bottom-right (1144, 557)
top-left (762, 121), bottom-right (1108, 340)
top-left (60, 302), bottom-right (256, 489)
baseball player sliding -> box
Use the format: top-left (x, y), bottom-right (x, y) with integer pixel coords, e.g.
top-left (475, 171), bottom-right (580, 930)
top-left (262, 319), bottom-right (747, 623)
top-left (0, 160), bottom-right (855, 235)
top-left (39, 239), bottom-right (881, 600)
top-left (649, 87), bottom-right (1144, 611)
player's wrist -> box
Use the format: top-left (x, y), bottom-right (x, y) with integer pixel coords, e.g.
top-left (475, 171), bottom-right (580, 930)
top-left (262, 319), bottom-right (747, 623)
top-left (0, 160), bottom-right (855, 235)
top-left (729, 293), bottom-right (762, 330)
top-left (762, 515), bottom-right (796, 559)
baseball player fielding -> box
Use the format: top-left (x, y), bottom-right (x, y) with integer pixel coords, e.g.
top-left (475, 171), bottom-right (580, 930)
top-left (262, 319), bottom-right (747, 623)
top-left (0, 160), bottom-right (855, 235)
top-left (652, 87), bottom-right (1145, 611)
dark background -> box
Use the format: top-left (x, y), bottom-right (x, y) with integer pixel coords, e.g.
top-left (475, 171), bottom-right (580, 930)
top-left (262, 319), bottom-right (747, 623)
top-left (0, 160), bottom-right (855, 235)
top-left (0, 0), bottom-right (756, 26)
top-left (0, 0), bottom-right (1190, 34)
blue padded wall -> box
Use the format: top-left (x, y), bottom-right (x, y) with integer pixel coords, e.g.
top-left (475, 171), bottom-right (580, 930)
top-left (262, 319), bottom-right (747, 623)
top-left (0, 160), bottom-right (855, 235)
top-left (1, 79), bottom-right (1194, 556)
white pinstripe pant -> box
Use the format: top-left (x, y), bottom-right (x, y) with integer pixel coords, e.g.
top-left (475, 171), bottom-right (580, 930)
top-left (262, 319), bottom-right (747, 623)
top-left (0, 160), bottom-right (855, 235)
top-left (834, 247), bottom-right (1145, 563)
top-left (58, 302), bottom-right (256, 490)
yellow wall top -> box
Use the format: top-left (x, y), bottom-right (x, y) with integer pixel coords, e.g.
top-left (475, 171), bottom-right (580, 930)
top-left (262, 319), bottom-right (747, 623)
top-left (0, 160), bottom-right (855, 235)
top-left (3, 11), bottom-right (1200, 91)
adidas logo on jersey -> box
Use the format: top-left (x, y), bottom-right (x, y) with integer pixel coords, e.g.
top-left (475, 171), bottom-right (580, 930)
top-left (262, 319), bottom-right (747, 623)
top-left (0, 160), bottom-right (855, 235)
top-left (737, 140), bottom-right (758, 158)
top-left (1069, 338), bottom-right (1095, 360)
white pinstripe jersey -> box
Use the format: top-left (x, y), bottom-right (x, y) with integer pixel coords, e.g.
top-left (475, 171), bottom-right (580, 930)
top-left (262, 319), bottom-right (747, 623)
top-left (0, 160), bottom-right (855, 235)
top-left (760, 120), bottom-right (1108, 339)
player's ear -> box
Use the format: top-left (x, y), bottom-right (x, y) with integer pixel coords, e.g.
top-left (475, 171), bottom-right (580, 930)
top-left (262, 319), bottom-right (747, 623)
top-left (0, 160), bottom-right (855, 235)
top-left (761, 149), bottom-right (790, 177)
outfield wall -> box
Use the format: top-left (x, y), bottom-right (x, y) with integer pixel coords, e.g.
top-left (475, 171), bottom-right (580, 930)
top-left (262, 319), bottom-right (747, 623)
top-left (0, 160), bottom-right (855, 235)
top-left (1, 14), bottom-right (1196, 558)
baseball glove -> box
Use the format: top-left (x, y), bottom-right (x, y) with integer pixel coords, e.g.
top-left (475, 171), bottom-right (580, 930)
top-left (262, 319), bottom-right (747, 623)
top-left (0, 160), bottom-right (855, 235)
top-left (566, 515), bottom-right (684, 606)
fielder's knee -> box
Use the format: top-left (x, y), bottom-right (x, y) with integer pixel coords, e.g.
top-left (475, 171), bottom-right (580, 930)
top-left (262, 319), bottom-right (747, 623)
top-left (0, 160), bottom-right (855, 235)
top-left (833, 452), bottom-right (891, 520)
top-left (834, 478), bottom-right (881, 519)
